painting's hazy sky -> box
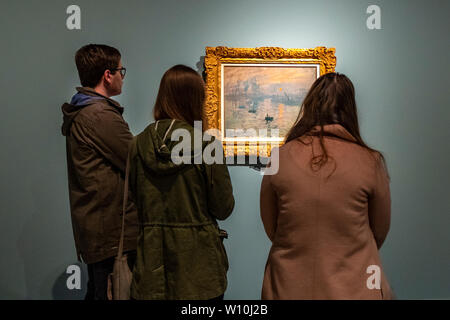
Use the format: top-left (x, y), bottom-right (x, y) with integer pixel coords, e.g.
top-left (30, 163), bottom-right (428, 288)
top-left (224, 65), bottom-right (317, 94)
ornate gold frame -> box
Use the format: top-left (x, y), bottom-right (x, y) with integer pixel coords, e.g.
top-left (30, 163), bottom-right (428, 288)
top-left (203, 46), bottom-right (336, 158)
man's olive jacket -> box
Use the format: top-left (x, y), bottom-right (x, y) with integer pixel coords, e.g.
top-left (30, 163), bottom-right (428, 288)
top-left (61, 87), bottom-right (138, 264)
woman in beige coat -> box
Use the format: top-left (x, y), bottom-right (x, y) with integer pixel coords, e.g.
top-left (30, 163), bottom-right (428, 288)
top-left (260, 73), bottom-right (393, 299)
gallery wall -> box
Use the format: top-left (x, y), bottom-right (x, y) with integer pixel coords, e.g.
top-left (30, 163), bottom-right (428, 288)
top-left (0, 0), bottom-right (449, 299)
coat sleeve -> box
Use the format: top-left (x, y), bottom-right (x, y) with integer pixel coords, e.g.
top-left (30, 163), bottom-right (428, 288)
top-left (368, 155), bottom-right (391, 249)
top-left (205, 161), bottom-right (235, 221)
top-left (84, 107), bottom-right (133, 174)
top-left (260, 173), bottom-right (279, 242)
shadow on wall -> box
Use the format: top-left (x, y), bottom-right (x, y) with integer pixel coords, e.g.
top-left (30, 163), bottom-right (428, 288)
top-left (16, 159), bottom-right (88, 300)
top-left (196, 56), bottom-right (205, 80)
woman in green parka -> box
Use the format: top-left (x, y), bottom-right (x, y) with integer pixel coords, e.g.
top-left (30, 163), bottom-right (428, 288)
top-left (129, 65), bottom-right (235, 300)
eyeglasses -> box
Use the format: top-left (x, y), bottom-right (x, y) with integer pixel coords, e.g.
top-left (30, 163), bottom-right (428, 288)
top-left (111, 67), bottom-right (126, 78)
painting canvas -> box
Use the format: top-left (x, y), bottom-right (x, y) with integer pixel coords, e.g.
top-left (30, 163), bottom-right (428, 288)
top-left (222, 64), bottom-right (319, 140)
top-left (203, 46), bottom-right (336, 158)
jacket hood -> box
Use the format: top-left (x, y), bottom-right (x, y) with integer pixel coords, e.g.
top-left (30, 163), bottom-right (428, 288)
top-left (136, 119), bottom-right (212, 175)
top-left (61, 87), bottom-right (122, 136)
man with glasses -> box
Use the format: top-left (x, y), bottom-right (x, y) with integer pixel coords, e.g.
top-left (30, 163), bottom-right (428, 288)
top-left (61, 44), bottom-right (138, 300)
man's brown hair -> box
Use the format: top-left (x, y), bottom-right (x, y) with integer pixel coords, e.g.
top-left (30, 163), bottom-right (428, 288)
top-left (153, 65), bottom-right (205, 126)
top-left (75, 44), bottom-right (121, 88)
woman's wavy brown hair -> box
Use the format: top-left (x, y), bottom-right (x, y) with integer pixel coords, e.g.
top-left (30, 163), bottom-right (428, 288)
top-left (285, 72), bottom-right (388, 176)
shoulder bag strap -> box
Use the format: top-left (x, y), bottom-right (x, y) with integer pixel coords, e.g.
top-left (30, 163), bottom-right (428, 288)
top-left (118, 136), bottom-right (136, 258)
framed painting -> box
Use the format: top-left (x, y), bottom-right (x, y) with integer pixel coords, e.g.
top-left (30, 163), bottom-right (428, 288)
top-left (203, 46), bottom-right (336, 160)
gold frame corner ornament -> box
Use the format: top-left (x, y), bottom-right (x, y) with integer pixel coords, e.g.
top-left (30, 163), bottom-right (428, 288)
top-left (203, 46), bottom-right (336, 158)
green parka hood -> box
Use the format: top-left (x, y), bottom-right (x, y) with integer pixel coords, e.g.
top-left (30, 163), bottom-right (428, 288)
top-left (136, 119), bottom-right (212, 175)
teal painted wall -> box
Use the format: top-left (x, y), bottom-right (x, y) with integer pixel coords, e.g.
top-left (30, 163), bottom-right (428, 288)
top-left (0, 0), bottom-right (448, 299)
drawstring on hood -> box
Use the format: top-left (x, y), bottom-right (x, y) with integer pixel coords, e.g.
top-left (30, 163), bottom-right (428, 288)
top-left (135, 119), bottom-right (212, 176)
top-left (155, 119), bottom-right (176, 154)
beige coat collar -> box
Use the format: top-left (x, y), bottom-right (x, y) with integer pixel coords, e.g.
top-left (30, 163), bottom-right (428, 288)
top-left (310, 124), bottom-right (357, 142)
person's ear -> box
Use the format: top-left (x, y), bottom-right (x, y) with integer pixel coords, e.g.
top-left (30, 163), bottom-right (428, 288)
top-left (103, 69), bottom-right (113, 85)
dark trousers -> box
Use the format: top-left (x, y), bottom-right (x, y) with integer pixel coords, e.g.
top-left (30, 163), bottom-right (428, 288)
top-left (85, 251), bottom-right (136, 300)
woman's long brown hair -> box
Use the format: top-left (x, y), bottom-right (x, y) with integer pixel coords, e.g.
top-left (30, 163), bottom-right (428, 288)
top-left (153, 64), bottom-right (205, 126)
top-left (285, 72), bottom-right (388, 175)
